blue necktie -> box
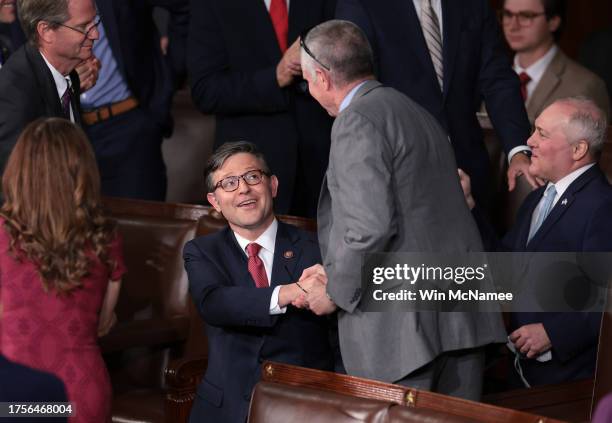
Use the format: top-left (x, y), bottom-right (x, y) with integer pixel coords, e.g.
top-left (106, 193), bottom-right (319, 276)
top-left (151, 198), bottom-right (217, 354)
top-left (527, 184), bottom-right (557, 243)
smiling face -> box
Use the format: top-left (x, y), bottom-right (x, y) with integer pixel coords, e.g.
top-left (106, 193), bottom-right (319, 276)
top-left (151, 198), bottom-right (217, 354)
top-left (0, 0), bottom-right (16, 23)
top-left (527, 102), bottom-right (578, 183)
top-left (206, 153), bottom-right (278, 240)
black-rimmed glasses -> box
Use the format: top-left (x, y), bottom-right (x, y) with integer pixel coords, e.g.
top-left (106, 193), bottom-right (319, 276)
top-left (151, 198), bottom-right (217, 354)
top-left (499, 10), bottom-right (546, 27)
top-left (52, 15), bottom-right (101, 38)
top-left (300, 28), bottom-right (330, 71)
top-left (214, 169), bottom-right (270, 192)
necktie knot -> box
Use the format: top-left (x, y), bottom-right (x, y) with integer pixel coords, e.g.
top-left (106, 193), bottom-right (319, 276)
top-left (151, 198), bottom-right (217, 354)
top-left (518, 71), bottom-right (531, 101)
top-left (246, 242), bottom-right (262, 258)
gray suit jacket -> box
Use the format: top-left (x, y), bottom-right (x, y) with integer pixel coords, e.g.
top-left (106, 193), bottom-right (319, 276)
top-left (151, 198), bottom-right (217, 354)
top-left (527, 50), bottom-right (610, 122)
top-left (318, 80), bottom-right (506, 382)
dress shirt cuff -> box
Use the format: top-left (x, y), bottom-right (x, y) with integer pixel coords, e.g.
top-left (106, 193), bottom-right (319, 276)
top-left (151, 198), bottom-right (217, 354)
top-left (507, 145), bottom-right (531, 164)
top-left (269, 285), bottom-right (287, 315)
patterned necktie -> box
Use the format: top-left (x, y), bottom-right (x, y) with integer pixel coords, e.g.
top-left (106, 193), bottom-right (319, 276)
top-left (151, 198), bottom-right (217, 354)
top-left (527, 184), bottom-right (557, 243)
top-left (246, 243), bottom-right (269, 288)
top-left (61, 80), bottom-right (72, 120)
top-left (518, 72), bottom-right (531, 101)
top-left (269, 0), bottom-right (288, 53)
top-left (421, 0), bottom-right (443, 90)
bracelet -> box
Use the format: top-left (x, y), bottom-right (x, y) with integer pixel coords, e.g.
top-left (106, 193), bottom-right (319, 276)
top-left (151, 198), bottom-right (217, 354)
top-left (295, 281), bottom-right (308, 294)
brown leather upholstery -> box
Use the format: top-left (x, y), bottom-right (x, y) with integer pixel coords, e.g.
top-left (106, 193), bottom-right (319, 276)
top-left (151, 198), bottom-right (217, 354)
top-left (248, 382), bottom-right (391, 423)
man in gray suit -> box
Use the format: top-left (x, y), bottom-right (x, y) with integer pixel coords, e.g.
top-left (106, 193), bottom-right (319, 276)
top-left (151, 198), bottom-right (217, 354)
top-left (297, 20), bottom-right (506, 400)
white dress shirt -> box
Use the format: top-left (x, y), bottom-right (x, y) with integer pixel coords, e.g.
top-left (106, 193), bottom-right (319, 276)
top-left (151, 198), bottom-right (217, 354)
top-left (234, 219), bottom-right (286, 315)
top-left (529, 163), bottom-right (595, 230)
top-left (514, 44), bottom-right (559, 105)
top-left (40, 52), bottom-right (75, 123)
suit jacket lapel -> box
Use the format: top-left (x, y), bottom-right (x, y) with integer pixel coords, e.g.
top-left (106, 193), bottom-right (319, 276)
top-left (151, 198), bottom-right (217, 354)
top-left (222, 227), bottom-right (254, 288)
top-left (527, 50), bottom-right (563, 120)
top-left (441, 0), bottom-right (460, 101)
top-left (527, 166), bottom-right (599, 249)
top-left (25, 44), bottom-right (64, 117)
top-left (271, 222), bottom-right (303, 288)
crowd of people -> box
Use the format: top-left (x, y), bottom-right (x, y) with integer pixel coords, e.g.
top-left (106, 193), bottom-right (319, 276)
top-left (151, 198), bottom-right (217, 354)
top-left (0, 0), bottom-right (611, 422)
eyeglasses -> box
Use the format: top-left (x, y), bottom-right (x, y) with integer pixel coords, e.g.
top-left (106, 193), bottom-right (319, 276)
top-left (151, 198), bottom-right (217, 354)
top-left (499, 10), bottom-right (546, 27)
top-left (214, 169), bottom-right (270, 192)
top-left (52, 15), bottom-right (101, 38)
top-left (300, 28), bottom-right (330, 71)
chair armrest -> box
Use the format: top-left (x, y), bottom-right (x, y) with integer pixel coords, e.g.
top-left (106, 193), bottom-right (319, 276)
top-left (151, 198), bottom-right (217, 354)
top-left (165, 356), bottom-right (208, 423)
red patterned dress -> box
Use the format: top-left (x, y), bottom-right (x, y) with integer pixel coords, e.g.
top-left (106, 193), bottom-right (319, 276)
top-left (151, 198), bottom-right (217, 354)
top-left (0, 219), bottom-right (126, 422)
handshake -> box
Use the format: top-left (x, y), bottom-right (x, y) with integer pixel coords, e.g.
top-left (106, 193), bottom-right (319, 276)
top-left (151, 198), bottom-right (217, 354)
top-left (278, 264), bottom-right (337, 315)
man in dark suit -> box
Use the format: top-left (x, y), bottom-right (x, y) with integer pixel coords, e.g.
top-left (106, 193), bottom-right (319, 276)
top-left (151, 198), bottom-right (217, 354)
top-left (0, 0), bottom-right (98, 172)
top-left (183, 141), bottom-right (336, 423)
top-left (0, 353), bottom-right (68, 422)
top-left (336, 0), bottom-right (537, 205)
top-left (461, 97), bottom-right (612, 386)
top-left (188, 0), bottom-right (335, 217)
top-left (0, 0), bottom-right (19, 64)
top-left (79, 0), bottom-right (187, 201)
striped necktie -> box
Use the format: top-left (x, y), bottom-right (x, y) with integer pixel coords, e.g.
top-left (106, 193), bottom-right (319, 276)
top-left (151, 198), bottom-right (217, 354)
top-left (421, 0), bottom-right (444, 90)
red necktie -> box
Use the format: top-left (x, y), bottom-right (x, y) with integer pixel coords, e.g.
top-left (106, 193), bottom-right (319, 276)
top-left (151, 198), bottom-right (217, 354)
top-left (518, 71), bottom-right (531, 101)
top-left (246, 243), bottom-right (269, 288)
top-left (269, 0), bottom-right (288, 53)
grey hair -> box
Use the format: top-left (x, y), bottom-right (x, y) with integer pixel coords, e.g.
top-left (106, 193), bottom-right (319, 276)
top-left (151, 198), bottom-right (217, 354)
top-left (204, 141), bottom-right (271, 193)
top-left (556, 96), bottom-right (608, 157)
top-left (17, 0), bottom-right (70, 45)
top-left (302, 19), bottom-right (374, 88)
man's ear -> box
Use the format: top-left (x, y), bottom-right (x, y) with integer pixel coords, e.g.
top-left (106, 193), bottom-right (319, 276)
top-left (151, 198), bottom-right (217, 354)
top-left (270, 175), bottom-right (279, 198)
top-left (207, 192), bottom-right (222, 213)
top-left (572, 139), bottom-right (589, 161)
top-left (548, 15), bottom-right (561, 34)
top-left (316, 68), bottom-right (330, 90)
top-left (37, 21), bottom-right (55, 45)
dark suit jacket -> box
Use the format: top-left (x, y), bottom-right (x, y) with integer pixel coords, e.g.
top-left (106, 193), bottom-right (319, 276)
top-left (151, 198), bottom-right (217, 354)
top-left (336, 0), bottom-right (531, 204)
top-left (95, 0), bottom-right (188, 136)
top-left (0, 44), bottom-right (81, 172)
top-left (187, 0), bottom-right (335, 215)
top-left (478, 165), bottom-right (612, 385)
top-left (0, 354), bottom-right (68, 422)
top-left (183, 221), bottom-right (335, 423)
top-left (0, 21), bottom-right (25, 62)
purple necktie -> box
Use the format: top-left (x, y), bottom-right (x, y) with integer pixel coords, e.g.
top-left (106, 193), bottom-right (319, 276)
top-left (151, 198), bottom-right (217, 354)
top-left (61, 82), bottom-right (72, 120)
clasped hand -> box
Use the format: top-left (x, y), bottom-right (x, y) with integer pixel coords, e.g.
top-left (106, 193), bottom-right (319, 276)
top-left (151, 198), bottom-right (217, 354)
top-left (291, 264), bottom-right (336, 315)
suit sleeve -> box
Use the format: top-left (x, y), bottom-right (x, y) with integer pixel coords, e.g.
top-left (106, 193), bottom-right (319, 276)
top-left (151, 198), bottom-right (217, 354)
top-left (183, 240), bottom-right (277, 328)
top-left (0, 84), bottom-right (36, 173)
top-left (324, 111), bottom-right (395, 313)
top-left (187, 0), bottom-right (288, 114)
top-left (476, 0), bottom-right (531, 155)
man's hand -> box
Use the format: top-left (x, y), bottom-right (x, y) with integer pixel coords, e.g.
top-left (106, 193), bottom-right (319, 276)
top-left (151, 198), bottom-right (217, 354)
top-left (76, 56), bottom-right (101, 93)
top-left (458, 168), bottom-right (476, 210)
top-left (509, 323), bottom-right (552, 358)
top-left (276, 39), bottom-right (302, 88)
top-left (507, 152), bottom-right (541, 192)
top-left (299, 263), bottom-right (327, 283)
top-left (304, 281), bottom-right (336, 316)
top-left (292, 266), bottom-right (328, 308)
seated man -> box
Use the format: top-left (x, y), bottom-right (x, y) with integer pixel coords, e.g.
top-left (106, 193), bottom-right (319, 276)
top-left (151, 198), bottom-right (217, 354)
top-left (183, 141), bottom-right (336, 423)
top-left (502, 0), bottom-right (610, 121)
top-left (461, 97), bottom-right (612, 387)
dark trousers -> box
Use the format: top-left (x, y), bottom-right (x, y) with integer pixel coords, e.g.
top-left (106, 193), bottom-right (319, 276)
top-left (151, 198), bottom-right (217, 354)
top-left (84, 107), bottom-right (166, 201)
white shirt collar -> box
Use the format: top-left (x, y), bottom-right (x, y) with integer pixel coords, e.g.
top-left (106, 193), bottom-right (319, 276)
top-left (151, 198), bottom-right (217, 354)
top-left (548, 163), bottom-right (595, 207)
top-left (234, 218), bottom-right (278, 257)
top-left (339, 80), bottom-right (368, 113)
top-left (39, 51), bottom-right (71, 100)
top-left (514, 44), bottom-right (558, 101)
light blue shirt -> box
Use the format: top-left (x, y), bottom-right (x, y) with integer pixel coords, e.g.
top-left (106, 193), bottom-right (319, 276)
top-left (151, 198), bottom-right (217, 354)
top-left (80, 20), bottom-right (131, 109)
top-left (339, 80), bottom-right (368, 113)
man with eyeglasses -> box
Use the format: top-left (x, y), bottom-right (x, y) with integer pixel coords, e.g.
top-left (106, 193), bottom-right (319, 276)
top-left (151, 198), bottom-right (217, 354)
top-left (77, 0), bottom-right (187, 201)
top-left (298, 20), bottom-right (505, 401)
top-left (183, 140), bottom-right (337, 423)
top-left (502, 0), bottom-right (609, 123)
top-left (0, 0), bottom-right (100, 174)
top-left (188, 0), bottom-right (335, 218)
